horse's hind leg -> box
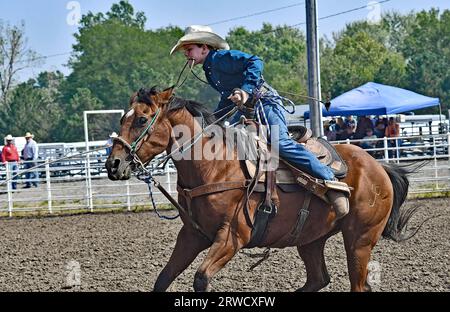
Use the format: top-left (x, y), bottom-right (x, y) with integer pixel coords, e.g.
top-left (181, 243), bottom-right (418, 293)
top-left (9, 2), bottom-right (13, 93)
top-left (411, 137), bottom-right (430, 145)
top-left (342, 226), bottom-right (381, 292)
top-left (296, 236), bottom-right (330, 292)
top-left (193, 225), bottom-right (244, 292)
top-left (153, 226), bottom-right (209, 292)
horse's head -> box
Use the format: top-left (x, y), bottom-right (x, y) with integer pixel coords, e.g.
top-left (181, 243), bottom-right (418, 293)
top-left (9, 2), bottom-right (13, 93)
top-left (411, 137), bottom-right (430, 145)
top-left (105, 86), bottom-right (175, 180)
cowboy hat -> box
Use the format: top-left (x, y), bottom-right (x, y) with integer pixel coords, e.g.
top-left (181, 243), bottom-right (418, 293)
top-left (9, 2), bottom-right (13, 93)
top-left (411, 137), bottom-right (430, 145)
top-left (25, 132), bottom-right (34, 138)
top-left (5, 134), bottom-right (13, 141)
top-left (170, 25), bottom-right (229, 55)
top-left (109, 132), bottom-right (118, 138)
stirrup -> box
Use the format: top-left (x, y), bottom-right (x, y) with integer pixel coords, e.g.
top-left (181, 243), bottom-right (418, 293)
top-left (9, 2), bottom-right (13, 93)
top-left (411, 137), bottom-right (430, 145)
top-left (324, 180), bottom-right (351, 196)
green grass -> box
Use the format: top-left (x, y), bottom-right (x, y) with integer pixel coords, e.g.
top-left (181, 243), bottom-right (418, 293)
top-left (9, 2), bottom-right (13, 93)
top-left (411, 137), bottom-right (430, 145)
top-left (408, 190), bottom-right (450, 199)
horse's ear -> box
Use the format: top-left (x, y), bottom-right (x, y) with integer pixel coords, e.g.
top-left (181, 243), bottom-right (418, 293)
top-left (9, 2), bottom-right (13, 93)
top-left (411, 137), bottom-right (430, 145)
top-left (129, 92), bottom-right (138, 106)
top-left (157, 86), bottom-right (175, 105)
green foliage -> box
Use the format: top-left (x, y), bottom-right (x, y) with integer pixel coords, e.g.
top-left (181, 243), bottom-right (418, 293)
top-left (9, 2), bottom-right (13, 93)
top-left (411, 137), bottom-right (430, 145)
top-left (400, 9), bottom-right (450, 113)
top-left (0, 77), bottom-right (62, 142)
top-left (57, 88), bottom-right (103, 141)
top-left (321, 31), bottom-right (406, 98)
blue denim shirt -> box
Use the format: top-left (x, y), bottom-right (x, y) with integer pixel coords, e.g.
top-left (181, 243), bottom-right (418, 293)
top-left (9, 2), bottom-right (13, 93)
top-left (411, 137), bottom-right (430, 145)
top-left (202, 50), bottom-right (263, 118)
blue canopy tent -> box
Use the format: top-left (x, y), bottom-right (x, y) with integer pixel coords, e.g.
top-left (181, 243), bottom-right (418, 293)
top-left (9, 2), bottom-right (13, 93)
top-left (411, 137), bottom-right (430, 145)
top-left (304, 82), bottom-right (440, 118)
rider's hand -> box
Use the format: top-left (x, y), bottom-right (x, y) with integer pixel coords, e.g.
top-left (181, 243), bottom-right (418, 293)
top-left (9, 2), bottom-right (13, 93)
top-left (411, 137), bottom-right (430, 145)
top-left (227, 88), bottom-right (249, 107)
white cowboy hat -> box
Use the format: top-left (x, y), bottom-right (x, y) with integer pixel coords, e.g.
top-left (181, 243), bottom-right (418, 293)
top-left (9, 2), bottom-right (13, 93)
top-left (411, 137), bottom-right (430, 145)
top-left (109, 132), bottom-right (118, 138)
top-left (5, 134), bottom-right (13, 141)
top-left (25, 132), bottom-right (34, 138)
top-left (170, 25), bottom-right (229, 55)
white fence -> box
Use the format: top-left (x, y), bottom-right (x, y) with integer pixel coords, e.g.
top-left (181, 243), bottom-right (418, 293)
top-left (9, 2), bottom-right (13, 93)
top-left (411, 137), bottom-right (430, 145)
top-left (0, 133), bottom-right (449, 217)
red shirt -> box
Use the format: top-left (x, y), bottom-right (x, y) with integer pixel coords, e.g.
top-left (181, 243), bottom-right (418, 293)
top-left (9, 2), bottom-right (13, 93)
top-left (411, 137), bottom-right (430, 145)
top-left (1, 144), bottom-right (19, 162)
top-left (385, 123), bottom-right (400, 137)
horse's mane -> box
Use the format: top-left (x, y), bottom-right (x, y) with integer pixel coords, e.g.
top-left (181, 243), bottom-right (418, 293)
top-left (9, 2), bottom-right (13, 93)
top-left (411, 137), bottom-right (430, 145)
top-left (135, 86), bottom-right (217, 125)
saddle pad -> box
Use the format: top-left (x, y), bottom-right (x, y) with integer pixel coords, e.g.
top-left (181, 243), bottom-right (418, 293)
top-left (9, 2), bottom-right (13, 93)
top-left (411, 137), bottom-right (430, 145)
top-left (245, 160), bottom-right (296, 184)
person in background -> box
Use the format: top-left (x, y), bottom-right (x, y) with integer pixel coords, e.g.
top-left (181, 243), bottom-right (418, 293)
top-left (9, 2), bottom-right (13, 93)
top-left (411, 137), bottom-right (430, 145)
top-left (373, 120), bottom-right (386, 138)
top-left (324, 121), bottom-right (336, 141)
top-left (344, 115), bottom-right (356, 130)
top-left (22, 132), bottom-right (39, 188)
top-left (1, 134), bottom-right (19, 190)
top-left (385, 117), bottom-right (400, 138)
top-left (334, 117), bottom-right (345, 140)
top-left (361, 128), bottom-right (378, 150)
top-left (353, 116), bottom-right (374, 140)
top-left (106, 132), bottom-right (118, 155)
top-left (339, 126), bottom-right (355, 140)
top-left (385, 117), bottom-right (401, 158)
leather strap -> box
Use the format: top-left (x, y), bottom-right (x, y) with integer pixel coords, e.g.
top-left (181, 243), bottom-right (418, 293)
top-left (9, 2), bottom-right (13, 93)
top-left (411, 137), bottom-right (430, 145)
top-left (177, 180), bottom-right (251, 199)
top-left (154, 182), bottom-right (213, 242)
top-left (247, 168), bottom-right (277, 247)
top-left (288, 192), bottom-right (311, 245)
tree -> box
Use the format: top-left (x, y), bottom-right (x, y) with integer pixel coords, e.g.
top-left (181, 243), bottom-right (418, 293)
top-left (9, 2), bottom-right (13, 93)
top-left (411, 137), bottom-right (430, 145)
top-left (0, 75), bottom-right (62, 142)
top-left (401, 9), bottom-right (450, 113)
top-left (61, 2), bottom-right (200, 113)
top-left (320, 31), bottom-right (406, 99)
top-left (0, 20), bottom-right (41, 106)
top-left (57, 88), bottom-right (103, 141)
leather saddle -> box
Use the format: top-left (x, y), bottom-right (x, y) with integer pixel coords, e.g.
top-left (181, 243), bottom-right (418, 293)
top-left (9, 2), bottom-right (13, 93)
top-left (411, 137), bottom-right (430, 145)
top-left (243, 126), bottom-right (348, 194)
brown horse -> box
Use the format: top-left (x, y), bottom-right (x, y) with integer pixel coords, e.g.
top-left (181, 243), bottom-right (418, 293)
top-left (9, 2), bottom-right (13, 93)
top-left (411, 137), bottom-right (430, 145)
top-left (106, 87), bottom-right (418, 292)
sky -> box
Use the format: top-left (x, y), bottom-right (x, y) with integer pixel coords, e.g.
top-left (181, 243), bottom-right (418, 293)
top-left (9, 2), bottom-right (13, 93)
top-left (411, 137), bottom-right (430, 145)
top-left (1, 0), bottom-right (450, 82)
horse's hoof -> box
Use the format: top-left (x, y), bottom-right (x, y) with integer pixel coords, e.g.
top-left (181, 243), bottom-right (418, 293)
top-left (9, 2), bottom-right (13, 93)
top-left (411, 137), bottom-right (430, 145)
top-left (193, 272), bottom-right (210, 292)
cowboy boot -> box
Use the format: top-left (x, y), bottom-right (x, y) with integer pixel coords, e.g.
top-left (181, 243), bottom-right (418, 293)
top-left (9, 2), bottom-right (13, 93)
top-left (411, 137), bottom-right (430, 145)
top-left (324, 180), bottom-right (350, 220)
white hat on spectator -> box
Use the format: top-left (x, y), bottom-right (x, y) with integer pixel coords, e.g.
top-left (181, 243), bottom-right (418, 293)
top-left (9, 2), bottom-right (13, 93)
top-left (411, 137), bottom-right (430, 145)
top-left (109, 132), bottom-right (118, 138)
top-left (5, 134), bottom-right (13, 141)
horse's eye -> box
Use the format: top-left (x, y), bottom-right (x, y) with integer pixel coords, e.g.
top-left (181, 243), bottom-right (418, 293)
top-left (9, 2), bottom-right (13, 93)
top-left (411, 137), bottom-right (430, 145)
top-left (138, 116), bottom-right (148, 126)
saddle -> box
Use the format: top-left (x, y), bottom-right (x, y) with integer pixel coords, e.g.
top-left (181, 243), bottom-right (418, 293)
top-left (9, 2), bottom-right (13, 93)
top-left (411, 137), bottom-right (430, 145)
top-left (244, 127), bottom-right (348, 189)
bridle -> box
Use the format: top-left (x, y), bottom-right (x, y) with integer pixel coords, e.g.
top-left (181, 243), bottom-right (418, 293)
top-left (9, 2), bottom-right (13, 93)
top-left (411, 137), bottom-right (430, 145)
top-left (112, 106), bottom-right (161, 170)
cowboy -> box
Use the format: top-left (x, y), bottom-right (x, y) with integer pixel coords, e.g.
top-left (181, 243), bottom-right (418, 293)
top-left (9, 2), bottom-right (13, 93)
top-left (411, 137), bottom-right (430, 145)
top-left (170, 25), bottom-right (350, 219)
top-left (1, 134), bottom-right (20, 190)
top-left (106, 132), bottom-right (118, 155)
top-left (22, 132), bottom-right (39, 188)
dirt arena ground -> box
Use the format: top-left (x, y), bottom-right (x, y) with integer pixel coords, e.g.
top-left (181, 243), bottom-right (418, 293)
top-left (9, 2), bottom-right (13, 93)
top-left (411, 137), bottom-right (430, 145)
top-left (0, 197), bottom-right (448, 292)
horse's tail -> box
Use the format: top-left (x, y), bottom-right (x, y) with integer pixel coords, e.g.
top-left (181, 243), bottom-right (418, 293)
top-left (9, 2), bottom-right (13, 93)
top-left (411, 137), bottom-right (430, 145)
top-left (381, 162), bottom-right (427, 242)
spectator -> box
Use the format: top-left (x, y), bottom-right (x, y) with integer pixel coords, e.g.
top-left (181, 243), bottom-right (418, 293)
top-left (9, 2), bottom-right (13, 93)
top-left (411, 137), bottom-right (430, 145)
top-left (324, 122), bottom-right (336, 141)
top-left (106, 132), bottom-right (118, 155)
top-left (361, 128), bottom-right (378, 150)
top-left (385, 117), bottom-right (400, 138)
top-left (385, 117), bottom-right (401, 158)
top-left (354, 116), bottom-right (374, 140)
top-left (334, 117), bottom-right (345, 140)
top-left (339, 126), bottom-right (355, 140)
top-left (22, 132), bottom-right (39, 188)
top-left (344, 115), bottom-right (356, 130)
top-left (1, 134), bottom-right (19, 190)
top-left (373, 120), bottom-right (386, 138)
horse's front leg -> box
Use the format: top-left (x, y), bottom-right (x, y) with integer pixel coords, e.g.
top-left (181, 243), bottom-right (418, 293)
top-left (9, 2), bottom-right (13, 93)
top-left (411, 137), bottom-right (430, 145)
top-left (153, 225), bottom-right (210, 292)
top-left (193, 224), bottom-right (245, 292)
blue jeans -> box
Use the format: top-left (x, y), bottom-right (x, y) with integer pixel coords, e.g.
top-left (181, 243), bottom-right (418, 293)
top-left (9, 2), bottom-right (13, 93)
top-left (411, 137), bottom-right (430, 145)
top-left (6, 162), bottom-right (18, 189)
top-left (231, 90), bottom-right (334, 181)
top-left (24, 161), bottom-right (39, 187)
